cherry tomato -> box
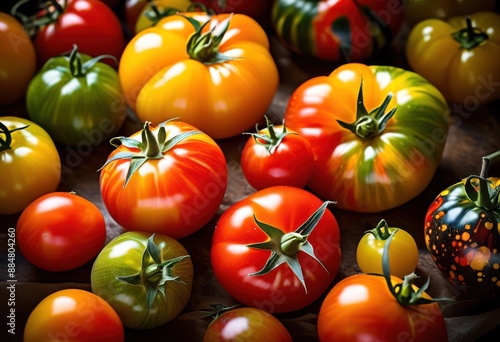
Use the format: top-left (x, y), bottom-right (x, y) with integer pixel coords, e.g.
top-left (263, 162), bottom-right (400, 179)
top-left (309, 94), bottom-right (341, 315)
top-left (241, 117), bottom-right (314, 190)
top-left (16, 192), bottom-right (106, 272)
top-left (24, 289), bottom-right (124, 342)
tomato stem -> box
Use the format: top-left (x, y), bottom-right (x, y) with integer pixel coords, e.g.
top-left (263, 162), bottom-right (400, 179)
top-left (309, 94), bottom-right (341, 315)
top-left (367, 219), bottom-right (397, 240)
top-left (480, 150), bottom-right (500, 178)
top-left (452, 17), bottom-right (489, 50)
top-left (0, 122), bottom-right (29, 152)
top-left (244, 116), bottom-right (297, 154)
top-left (11, 0), bottom-right (66, 37)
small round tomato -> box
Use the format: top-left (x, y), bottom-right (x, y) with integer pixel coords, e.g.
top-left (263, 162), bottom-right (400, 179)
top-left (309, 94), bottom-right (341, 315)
top-left (24, 289), bottom-right (124, 342)
top-left (241, 117), bottom-right (314, 190)
top-left (91, 232), bottom-right (194, 329)
top-left (356, 219), bottom-right (419, 279)
top-left (16, 192), bottom-right (106, 272)
top-left (211, 186), bottom-right (341, 313)
top-left (0, 12), bottom-right (37, 106)
top-left (0, 117), bottom-right (61, 215)
top-left (202, 307), bottom-right (293, 342)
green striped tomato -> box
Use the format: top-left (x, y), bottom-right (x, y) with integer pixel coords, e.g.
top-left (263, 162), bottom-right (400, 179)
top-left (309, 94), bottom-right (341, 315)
top-left (284, 63), bottom-right (450, 213)
top-left (271, 0), bottom-right (404, 62)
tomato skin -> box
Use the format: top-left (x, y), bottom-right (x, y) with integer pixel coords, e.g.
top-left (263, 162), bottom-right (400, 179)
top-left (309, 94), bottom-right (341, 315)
top-left (119, 12), bottom-right (279, 139)
top-left (240, 124), bottom-right (314, 190)
top-left (424, 176), bottom-right (500, 297)
top-left (284, 63), bottom-right (449, 213)
top-left (271, 0), bottom-right (404, 62)
top-left (0, 116), bottom-right (61, 215)
top-left (211, 186), bottom-right (341, 313)
top-left (33, 0), bottom-right (125, 66)
top-left (317, 274), bottom-right (448, 341)
top-left (24, 289), bottom-right (124, 342)
top-left (16, 192), bottom-right (106, 272)
top-left (91, 232), bottom-right (194, 329)
top-left (0, 12), bottom-right (36, 106)
top-left (202, 307), bottom-right (293, 342)
top-left (99, 120), bottom-right (228, 239)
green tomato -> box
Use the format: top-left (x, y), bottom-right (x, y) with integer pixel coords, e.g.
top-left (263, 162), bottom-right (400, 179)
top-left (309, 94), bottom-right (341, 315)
top-left (26, 45), bottom-right (126, 146)
top-left (90, 232), bottom-right (193, 330)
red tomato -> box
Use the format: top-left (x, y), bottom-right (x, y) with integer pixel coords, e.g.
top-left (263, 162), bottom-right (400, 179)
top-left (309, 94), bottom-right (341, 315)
top-left (211, 186), bottom-right (341, 313)
top-left (16, 192), bottom-right (106, 272)
top-left (99, 120), bottom-right (228, 239)
top-left (240, 118), bottom-right (314, 190)
top-left (25, 0), bottom-right (125, 66)
top-left (24, 289), bottom-right (124, 342)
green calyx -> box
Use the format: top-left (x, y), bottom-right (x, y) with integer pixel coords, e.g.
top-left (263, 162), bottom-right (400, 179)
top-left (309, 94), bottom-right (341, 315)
top-left (66, 45), bottom-right (117, 78)
top-left (11, 0), bottom-right (65, 37)
top-left (99, 120), bottom-right (201, 187)
top-left (181, 13), bottom-right (235, 64)
top-left (116, 234), bottom-right (190, 310)
top-left (144, 5), bottom-right (182, 27)
top-left (452, 17), bottom-right (489, 50)
top-left (0, 122), bottom-right (29, 153)
top-left (337, 80), bottom-right (397, 140)
top-left (246, 201), bottom-right (335, 293)
top-left (464, 150), bottom-right (500, 210)
top-left (245, 116), bottom-right (297, 154)
top-left (366, 219), bottom-right (398, 240)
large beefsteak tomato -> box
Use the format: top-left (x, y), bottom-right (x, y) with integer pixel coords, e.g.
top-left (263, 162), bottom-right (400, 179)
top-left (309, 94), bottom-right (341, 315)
top-left (284, 63), bottom-right (450, 213)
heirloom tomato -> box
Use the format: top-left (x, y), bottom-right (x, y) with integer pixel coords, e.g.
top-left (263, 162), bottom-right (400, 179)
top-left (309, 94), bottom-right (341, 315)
top-left (99, 120), bottom-right (228, 239)
top-left (16, 191), bottom-right (106, 272)
top-left (134, 0), bottom-right (193, 34)
top-left (26, 45), bottom-right (126, 146)
top-left (118, 12), bottom-right (279, 139)
top-left (406, 11), bottom-right (500, 105)
top-left (240, 116), bottom-right (314, 190)
top-left (284, 63), bottom-right (450, 213)
top-left (91, 232), bottom-right (194, 329)
top-left (0, 117), bottom-right (61, 215)
top-left (24, 289), bottom-right (124, 342)
top-left (202, 307), bottom-right (293, 342)
top-left (271, 0), bottom-right (404, 62)
top-left (211, 186), bottom-right (341, 313)
top-left (12, 0), bottom-right (125, 66)
top-left (0, 12), bottom-right (36, 106)
top-left (424, 151), bottom-right (500, 297)
top-left (356, 219), bottom-right (418, 279)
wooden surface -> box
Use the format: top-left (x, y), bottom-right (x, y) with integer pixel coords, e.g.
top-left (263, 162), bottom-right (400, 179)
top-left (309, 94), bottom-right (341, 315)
top-left (1, 9), bottom-right (500, 342)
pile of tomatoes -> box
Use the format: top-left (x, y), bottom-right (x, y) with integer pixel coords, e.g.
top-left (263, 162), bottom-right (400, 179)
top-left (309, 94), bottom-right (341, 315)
top-left (1, 0), bottom-right (499, 341)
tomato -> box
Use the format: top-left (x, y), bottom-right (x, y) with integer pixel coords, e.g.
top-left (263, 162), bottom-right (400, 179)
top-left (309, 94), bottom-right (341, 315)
top-left (26, 45), bottom-right (126, 146)
top-left (99, 120), bottom-right (228, 239)
top-left (404, 0), bottom-right (496, 27)
top-left (424, 151), bottom-right (500, 298)
top-left (240, 116), bottom-right (314, 190)
top-left (271, 0), bottom-right (404, 62)
top-left (211, 186), bottom-right (341, 313)
top-left (0, 117), bottom-right (61, 215)
top-left (118, 12), bottom-right (279, 139)
top-left (406, 11), bottom-right (500, 105)
top-left (317, 273), bottom-right (448, 341)
top-left (16, 191), bottom-right (106, 272)
top-left (196, 0), bottom-right (273, 22)
top-left (124, 0), bottom-right (148, 33)
top-left (283, 63), bottom-right (450, 213)
top-left (134, 0), bottom-right (193, 34)
top-left (13, 0), bottom-right (125, 66)
top-left (0, 12), bottom-right (36, 106)
top-left (24, 289), bottom-right (124, 342)
top-left (91, 232), bottom-right (194, 329)
top-left (202, 307), bottom-right (293, 342)
top-left (356, 219), bottom-right (418, 279)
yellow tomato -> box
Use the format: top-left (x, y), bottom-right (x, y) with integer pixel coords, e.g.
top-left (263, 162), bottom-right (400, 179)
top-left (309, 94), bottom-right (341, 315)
top-left (134, 0), bottom-right (193, 33)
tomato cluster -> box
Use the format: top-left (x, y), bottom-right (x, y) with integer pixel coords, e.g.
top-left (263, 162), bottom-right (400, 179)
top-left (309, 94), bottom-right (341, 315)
top-left (1, 0), bottom-right (499, 341)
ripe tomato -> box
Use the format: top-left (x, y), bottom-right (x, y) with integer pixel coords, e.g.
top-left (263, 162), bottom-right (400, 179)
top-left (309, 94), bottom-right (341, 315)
top-left (134, 0), bottom-right (193, 34)
top-left (317, 273), bottom-right (448, 341)
top-left (211, 186), bottom-right (341, 313)
top-left (202, 307), bottom-right (293, 342)
top-left (0, 117), bottom-right (61, 215)
top-left (118, 12), bottom-right (279, 139)
top-left (24, 289), bottom-right (124, 342)
top-left (99, 120), bottom-right (228, 239)
top-left (284, 63), bottom-right (450, 213)
top-left (16, 192), bottom-right (106, 272)
top-left (91, 232), bottom-right (194, 329)
top-left (356, 219), bottom-right (419, 279)
top-left (240, 117), bottom-right (314, 190)
top-left (0, 12), bottom-right (36, 106)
